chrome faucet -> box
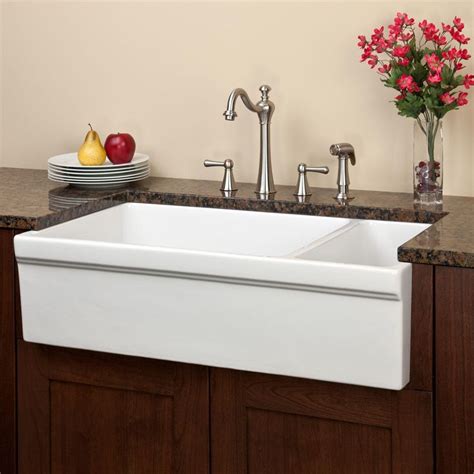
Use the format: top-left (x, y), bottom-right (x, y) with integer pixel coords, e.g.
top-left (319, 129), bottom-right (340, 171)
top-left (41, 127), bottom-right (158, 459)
top-left (223, 85), bottom-right (276, 197)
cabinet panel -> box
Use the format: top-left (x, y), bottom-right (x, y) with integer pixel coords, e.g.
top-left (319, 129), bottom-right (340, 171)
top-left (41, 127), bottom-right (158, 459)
top-left (18, 342), bottom-right (209, 474)
top-left (435, 266), bottom-right (474, 473)
top-left (211, 369), bottom-right (433, 474)
top-left (407, 264), bottom-right (434, 391)
top-left (247, 408), bottom-right (391, 474)
top-left (50, 381), bottom-right (173, 473)
top-left (0, 229), bottom-right (16, 474)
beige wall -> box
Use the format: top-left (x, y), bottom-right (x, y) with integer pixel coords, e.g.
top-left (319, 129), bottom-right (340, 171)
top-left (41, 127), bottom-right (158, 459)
top-left (0, 2), bottom-right (3, 168)
top-left (1, 1), bottom-right (473, 196)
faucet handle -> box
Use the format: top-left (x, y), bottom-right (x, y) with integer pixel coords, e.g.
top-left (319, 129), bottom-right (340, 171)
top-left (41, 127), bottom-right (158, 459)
top-left (293, 163), bottom-right (329, 197)
top-left (203, 159), bottom-right (238, 193)
top-left (330, 143), bottom-right (356, 166)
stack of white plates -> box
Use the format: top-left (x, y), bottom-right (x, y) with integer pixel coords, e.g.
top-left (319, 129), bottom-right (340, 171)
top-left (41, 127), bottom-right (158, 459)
top-left (48, 153), bottom-right (150, 189)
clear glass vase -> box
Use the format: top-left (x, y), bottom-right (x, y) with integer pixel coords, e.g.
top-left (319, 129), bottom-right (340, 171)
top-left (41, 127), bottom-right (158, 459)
top-left (413, 116), bottom-right (443, 205)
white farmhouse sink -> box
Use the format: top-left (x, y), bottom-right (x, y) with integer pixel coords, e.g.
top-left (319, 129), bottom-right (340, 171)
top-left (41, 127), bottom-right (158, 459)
top-left (14, 203), bottom-right (430, 390)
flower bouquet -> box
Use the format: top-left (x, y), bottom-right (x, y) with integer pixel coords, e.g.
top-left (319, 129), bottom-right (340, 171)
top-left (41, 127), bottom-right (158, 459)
top-left (358, 13), bottom-right (472, 203)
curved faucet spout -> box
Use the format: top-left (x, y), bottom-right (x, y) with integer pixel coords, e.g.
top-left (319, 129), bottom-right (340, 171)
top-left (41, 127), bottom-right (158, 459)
top-left (223, 88), bottom-right (261, 120)
top-left (223, 85), bottom-right (276, 197)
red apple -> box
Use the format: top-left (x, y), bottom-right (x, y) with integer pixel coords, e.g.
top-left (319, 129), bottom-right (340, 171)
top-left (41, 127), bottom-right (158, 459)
top-left (104, 132), bottom-right (136, 164)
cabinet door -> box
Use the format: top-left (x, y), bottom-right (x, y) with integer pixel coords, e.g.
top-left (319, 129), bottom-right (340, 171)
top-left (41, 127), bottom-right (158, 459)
top-left (18, 342), bottom-right (209, 474)
top-left (435, 266), bottom-right (474, 473)
top-left (211, 369), bottom-right (432, 474)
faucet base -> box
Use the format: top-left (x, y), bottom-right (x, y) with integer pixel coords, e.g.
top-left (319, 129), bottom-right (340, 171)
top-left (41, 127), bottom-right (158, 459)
top-left (255, 191), bottom-right (276, 200)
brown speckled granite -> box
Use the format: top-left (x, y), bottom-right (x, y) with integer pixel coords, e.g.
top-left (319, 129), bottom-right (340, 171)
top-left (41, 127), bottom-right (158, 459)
top-left (0, 167), bottom-right (472, 268)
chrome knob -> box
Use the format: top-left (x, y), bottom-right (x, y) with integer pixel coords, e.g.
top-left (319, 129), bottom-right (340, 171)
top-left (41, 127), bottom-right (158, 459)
top-left (203, 159), bottom-right (237, 193)
top-left (259, 85), bottom-right (271, 100)
top-left (293, 163), bottom-right (329, 197)
top-left (330, 143), bottom-right (356, 201)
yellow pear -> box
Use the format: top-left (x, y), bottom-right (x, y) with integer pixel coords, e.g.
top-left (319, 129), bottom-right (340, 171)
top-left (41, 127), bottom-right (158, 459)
top-left (78, 124), bottom-right (107, 166)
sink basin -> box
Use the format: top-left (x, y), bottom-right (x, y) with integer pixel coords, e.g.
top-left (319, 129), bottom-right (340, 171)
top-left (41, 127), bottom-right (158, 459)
top-left (15, 203), bottom-right (430, 390)
top-left (31, 202), bottom-right (352, 257)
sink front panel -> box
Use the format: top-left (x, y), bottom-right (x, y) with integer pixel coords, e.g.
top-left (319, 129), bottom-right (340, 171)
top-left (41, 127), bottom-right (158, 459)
top-left (17, 261), bottom-right (410, 390)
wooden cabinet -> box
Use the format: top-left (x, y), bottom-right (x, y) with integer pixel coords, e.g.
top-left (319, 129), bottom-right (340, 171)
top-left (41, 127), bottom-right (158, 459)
top-left (2, 217), bottom-right (472, 474)
top-left (435, 266), bottom-right (474, 473)
top-left (18, 341), bottom-right (434, 474)
top-left (0, 229), bottom-right (17, 474)
top-left (211, 369), bottom-right (433, 473)
top-left (18, 342), bottom-right (209, 474)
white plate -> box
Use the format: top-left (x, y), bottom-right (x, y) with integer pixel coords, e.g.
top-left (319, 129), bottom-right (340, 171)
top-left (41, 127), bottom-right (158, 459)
top-left (48, 168), bottom-right (150, 180)
top-left (48, 160), bottom-right (149, 172)
top-left (48, 171), bottom-right (150, 185)
top-left (48, 152), bottom-right (149, 170)
top-left (48, 173), bottom-right (150, 184)
top-left (48, 164), bottom-right (149, 176)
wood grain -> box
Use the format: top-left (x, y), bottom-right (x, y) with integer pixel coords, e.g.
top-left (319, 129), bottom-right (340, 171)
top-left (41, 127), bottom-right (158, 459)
top-left (18, 342), bottom-right (210, 474)
top-left (14, 229), bottom-right (24, 340)
top-left (0, 229), bottom-right (16, 474)
top-left (407, 264), bottom-right (434, 391)
top-left (435, 266), bottom-right (474, 473)
top-left (212, 368), bottom-right (433, 474)
top-left (50, 381), bottom-right (173, 473)
top-left (247, 408), bottom-right (392, 474)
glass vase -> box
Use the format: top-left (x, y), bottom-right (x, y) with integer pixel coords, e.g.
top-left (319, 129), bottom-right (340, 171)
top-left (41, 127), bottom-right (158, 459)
top-left (413, 116), bottom-right (443, 205)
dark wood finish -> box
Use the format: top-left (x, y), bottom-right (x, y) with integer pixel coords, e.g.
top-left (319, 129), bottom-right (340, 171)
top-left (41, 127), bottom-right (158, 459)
top-left (14, 230), bottom-right (24, 341)
top-left (407, 264), bottom-right (434, 391)
top-left (18, 342), bottom-right (210, 474)
top-left (211, 369), bottom-right (433, 474)
top-left (435, 266), bottom-right (474, 474)
top-left (0, 229), bottom-right (16, 474)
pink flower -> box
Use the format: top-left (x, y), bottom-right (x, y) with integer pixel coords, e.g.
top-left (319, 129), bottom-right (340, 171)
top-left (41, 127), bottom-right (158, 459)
top-left (464, 74), bottom-right (474, 89)
top-left (389, 24), bottom-right (402, 38)
top-left (455, 62), bottom-right (465, 71)
top-left (425, 53), bottom-right (443, 72)
top-left (360, 46), bottom-right (372, 62)
top-left (442, 48), bottom-right (458, 61)
top-left (454, 16), bottom-right (464, 31)
top-left (451, 29), bottom-right (470, 44)
top-left (400, 32), bottom-right (414, 41)
top-left (378, 63), bottom-right (392, 74)
top-left (357, 35), bottom-right (367, 48)
top-left (440, 92), bottom-right (456, 104)
top-left (368, 55), bottom-right (378, 69)
top-left (427, 72), bottom-right (442, 84)
top-left (394, 12), bottom-right (414, 26)
top-left (374, 37), bottom-right (389, 53)
top-left (457, 91), bottom-right (469, 106)
top-left (419, 20), bottom-right (429, 30)
top-left (459, 49), bottom-right (471, 60)
top-left (393, 45), bottom-right (410, 57)
top-left (371, 26), bottom-right (384, 43)
top-left (419, 20), bottom-right (439, 41)
top-left (442, 22), bottom-right (452, 33)
top-left (398, 57), bottom-right (411, 67)
top-left (434, 35), bottom-right (447, 46)
top-left (395, 93), bottom-right (406, 101)
top-left (397, 74), bottom-right (420, 92)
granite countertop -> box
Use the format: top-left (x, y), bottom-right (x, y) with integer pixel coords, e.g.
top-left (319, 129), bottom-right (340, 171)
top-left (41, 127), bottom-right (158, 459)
top-left (0, 167), bottom-right (472, 268)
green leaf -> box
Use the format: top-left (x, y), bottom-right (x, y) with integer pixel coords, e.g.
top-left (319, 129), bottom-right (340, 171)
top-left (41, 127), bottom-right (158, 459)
top-left (385, 65), bottom-right (403, 88)
top-left (453, 75), bottom-right (465, 87)
top-left (412, 63), bottom-right (428, 84)
top-left (395, 93), bottom-right (425, 118)
top-left (441, 65), bottom-right (453, 86)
